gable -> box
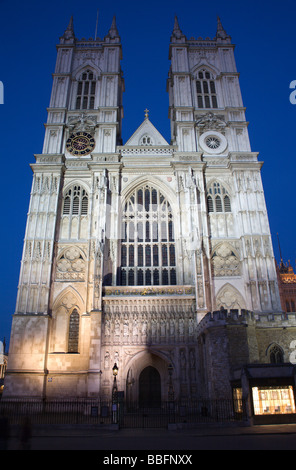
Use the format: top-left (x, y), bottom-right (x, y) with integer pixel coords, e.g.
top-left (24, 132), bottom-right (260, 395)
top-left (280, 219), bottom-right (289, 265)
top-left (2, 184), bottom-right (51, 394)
top-left (125, 118), bottom-right (169, 146)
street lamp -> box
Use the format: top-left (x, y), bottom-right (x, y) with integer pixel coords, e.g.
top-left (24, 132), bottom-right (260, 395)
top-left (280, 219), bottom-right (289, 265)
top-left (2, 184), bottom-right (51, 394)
top-left (112, 363), bottom-right (118, 379)
top-left (168, 363), bottom-right (175, 403)
top-left (112, 363), bottom-right (118, 424)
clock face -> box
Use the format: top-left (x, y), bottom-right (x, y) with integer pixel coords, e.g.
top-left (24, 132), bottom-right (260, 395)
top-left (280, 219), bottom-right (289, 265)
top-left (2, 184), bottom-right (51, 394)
top-left (66, 132), bottom-right (95, 156)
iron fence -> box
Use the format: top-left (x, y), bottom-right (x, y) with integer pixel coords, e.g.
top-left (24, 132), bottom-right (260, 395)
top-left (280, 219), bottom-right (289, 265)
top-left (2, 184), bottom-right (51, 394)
top-left (0, 397), bottom-right (247, 428)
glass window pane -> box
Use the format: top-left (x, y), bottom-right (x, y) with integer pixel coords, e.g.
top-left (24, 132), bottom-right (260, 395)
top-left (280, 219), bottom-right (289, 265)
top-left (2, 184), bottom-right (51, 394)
top-left (161, 221), bottom-right (167, 241)
top-left (196, 81), bottom-right (202, 93)
top-left (129, 245), bottom-right (134, 267)
top-left (153, 221), bottom-right (158, 242)
top-left (145, 189), bottom-right (150, 212)
top-left (197, 95), bottom-right (203, 108)
top-left (146, 269), bottom-right (151, 285)
top-left (145, 221), bottom-right (150, 242)
top-left (72, 196), bottom-right (79, 214)
top-left (76, 97), bottom-right (81, 109)
top-left (203, 81), bottom-right (209, 94)
top-left (121, 245), bottom-right (127, 267)
top-left (168, 221), bottom-right (174, 241)
top-left (137, 222), bottom-right (143, 242)
top-left (170, 269), bottom-right (177, 285)
top-left (224, 195), bottom-right (231, 212)
top-left (129, 222), bottom-right (135, 242)
top-left (207, 196), bottom-right (214, 212)
top-left (123, 222), bottom-right (127, 242)
top-left (128, 269), bottom-right (134, 286)
top-left (210, 81), bottom-right (216, 93)
top-left (81, 196), bottom-right (88, 215)
top-left (77, 82), bottom-right (83, 94)
top-left (137, 269), bottom-right (144, 286)
top-left (162, 245), bottom-right (168, 266)
top-left (145, 246), bottom-right (151, 266)
top-left (137, 189), bottom-right (143, 207)
top-left (121, 269), bottom-right (126, 286)
top-left (68, 309), bottom-right (79, 353)
top-left (153, 269), bottom-right (159, 285)
top-left (162, 269), bottom-right (168, 285)
top-left (215, 196), bottom-right (222, 212)
top-left (169, 245), bottom-right (176, 266)
top-left (89, 96), bottom-right (95, 109)
top-left (138, 245), bottom-right (143, 266)
top-left (63, 196), bottom-right (71, 215)
top-left (153, 245), bottom-right (159, 266)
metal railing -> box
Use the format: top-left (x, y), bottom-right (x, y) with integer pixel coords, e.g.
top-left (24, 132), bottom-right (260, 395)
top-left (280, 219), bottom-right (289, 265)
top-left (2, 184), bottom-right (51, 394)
top-left (0, 397), bottom-right (247, 428)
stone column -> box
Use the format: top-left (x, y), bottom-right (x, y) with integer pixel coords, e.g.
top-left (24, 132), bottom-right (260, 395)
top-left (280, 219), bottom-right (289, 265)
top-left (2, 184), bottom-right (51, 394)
top-left (87, 310), bottom-right (102, 397)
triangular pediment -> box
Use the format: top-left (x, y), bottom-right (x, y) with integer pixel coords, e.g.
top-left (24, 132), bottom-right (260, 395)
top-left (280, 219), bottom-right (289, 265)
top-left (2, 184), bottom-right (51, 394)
top-left (125, 118), bottom-right (169, 146)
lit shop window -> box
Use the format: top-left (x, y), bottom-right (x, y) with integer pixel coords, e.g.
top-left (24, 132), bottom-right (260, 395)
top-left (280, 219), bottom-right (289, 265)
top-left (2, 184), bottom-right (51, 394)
top-left (252, 386), bottom-right (296, 415)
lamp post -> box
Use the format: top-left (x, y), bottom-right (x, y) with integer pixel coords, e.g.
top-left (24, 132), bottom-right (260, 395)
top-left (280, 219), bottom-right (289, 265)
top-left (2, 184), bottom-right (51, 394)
top-left (112, 363), bottom-right (118, 424)
top-left (168, 363), bottom-right (175, 403)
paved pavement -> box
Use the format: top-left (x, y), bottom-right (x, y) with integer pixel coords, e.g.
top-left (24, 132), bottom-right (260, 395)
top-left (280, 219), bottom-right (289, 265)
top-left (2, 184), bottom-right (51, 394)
top-left (3, 423), bottom-right (296, 451)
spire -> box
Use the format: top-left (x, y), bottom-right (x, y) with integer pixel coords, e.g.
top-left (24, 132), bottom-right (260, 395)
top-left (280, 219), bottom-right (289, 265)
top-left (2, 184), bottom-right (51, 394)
top-left (216, 16), bottom-right (231, 42)
top-left (105, 15), bottom-right (120, 41)
top-left (171, 15), bottom-right (186, 41)
top-left (277, 232), bottom-right (289, 273)
top-left (277, 233), bottom-right (283, 262)
top-left (67, 16), bottom-right (74, 33)
top-left (60, 16), bottom-right (75, 44)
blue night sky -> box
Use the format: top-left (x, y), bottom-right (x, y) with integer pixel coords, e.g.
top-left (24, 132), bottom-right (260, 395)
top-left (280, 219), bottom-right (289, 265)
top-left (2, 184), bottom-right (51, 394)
top-left (0, 0), bottom-right (296, 348)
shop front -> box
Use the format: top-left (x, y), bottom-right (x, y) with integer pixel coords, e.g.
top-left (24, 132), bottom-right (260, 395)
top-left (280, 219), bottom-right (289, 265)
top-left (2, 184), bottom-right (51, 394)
top-left (233, 364), bottom-right (296, 424)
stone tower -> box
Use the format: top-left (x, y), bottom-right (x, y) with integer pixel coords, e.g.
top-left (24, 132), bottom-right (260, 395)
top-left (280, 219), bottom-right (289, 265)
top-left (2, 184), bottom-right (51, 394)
top-left (4, 17), bottom-right (281, 402)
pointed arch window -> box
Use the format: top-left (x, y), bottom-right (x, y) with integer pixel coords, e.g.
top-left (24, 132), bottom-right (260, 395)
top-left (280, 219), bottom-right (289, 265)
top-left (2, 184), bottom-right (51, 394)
top-left (196, 69), bottom-right (218, 109)
top-left (63, 185), bottom-right (89, 217)
top-left (269, 344), bottom-right (284, 364)
top-left (76, 70), bottom-right (97, 110)
top-left (207, 181), bottom-right (231, 213)
top-left (120, 185), bottom-right (176, 286)
top-left (68, 309), bottom-right (79, 353)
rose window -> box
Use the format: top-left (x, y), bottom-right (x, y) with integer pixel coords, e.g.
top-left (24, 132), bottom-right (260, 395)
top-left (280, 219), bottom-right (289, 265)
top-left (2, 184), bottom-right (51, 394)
top-left (205, 136), bottom-right (221, 149)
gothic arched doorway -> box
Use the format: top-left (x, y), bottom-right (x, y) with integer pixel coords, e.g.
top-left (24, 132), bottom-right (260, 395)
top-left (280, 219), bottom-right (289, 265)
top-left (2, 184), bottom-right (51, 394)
top-left (139, 366), bottom-right (161, 408)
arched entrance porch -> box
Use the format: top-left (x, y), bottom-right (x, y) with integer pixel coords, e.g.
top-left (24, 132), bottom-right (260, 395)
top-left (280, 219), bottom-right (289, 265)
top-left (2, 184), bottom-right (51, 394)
top-left (139, 366), bottom-right (161, 407)
top-left (125, 351), bottom-right (171, 406)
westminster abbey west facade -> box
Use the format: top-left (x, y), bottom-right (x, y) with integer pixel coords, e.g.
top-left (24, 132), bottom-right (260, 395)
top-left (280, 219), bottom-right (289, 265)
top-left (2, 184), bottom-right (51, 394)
top-left (5, 16), bottom-right (296, 419)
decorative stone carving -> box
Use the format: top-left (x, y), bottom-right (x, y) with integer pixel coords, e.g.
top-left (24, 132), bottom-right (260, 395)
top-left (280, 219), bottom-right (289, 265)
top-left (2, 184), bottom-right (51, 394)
top-left (102, 297), bottom-right (196, 346)
top-left (216, 284), bottom-right (246, 311)
top-left (196, 112), bottom-right (227, 131)
top-left (212, 243), bottom-right (240, 277)
top-left (67, 113), bottom-right (97, 134)
top-left (56, 246), bottom-right (86, 280)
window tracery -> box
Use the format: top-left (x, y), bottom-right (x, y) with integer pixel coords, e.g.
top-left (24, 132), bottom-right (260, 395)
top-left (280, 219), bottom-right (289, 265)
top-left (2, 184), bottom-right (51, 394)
top-left (75, 69), bottom-right (97, 110)
top-left (269, 344), bottom-right (284, 364)
top-left (68, 308), bottom-right (80, 353)
top-left (207, 181), bottom-right (231, 213)
top-left (120, 185), bottom-right (176, 286)
top-left (63, 185), bottom-right (89, 216)
top-left (196, 69), bottom-right (218, 109)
